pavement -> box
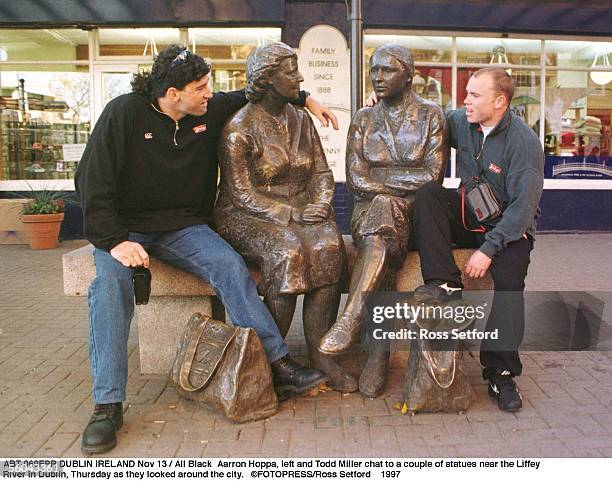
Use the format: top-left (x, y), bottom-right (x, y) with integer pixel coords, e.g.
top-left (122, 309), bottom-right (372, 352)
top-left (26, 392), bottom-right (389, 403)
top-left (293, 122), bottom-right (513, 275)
top-left (0, 233), bottom-right (611, 458)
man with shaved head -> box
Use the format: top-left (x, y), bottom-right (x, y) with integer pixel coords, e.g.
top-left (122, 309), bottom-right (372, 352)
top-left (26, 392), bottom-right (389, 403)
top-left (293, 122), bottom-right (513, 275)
top-left (413, 67), bottom-right (544, 412)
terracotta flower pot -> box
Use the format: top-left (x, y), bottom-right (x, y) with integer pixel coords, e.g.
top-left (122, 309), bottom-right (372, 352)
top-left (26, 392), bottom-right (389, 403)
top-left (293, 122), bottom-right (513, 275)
top-left (20, 213), bottom-right (65, 250)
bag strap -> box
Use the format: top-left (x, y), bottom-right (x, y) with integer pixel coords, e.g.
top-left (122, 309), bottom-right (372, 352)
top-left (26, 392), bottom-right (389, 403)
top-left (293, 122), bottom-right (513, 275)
top-left (178, 316), bottom-right (237, 392)
top-left (461, 185), bottom-right (487, 233)
top-left (421, 349), bottom-right (457, 389)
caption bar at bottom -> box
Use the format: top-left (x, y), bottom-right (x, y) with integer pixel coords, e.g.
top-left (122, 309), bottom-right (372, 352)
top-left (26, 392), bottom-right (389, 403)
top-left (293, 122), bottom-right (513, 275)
top-left (1, 458), bottom-right (542, 480)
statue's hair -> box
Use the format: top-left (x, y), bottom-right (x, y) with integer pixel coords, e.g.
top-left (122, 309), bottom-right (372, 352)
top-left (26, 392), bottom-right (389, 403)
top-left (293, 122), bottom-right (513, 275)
top-left (371, 44), bottom-right (415, 78)
top-left (472, 67), bottom-right (515, 105)
top-left (131, 44), bottom-right (211, 99)
top-left (246, 42), bottom-right (297, 103)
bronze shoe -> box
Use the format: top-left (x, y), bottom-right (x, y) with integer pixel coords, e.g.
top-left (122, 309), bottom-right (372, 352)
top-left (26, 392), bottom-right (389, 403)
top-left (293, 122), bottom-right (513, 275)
top-left (318, 313), bottom-right (361, 355)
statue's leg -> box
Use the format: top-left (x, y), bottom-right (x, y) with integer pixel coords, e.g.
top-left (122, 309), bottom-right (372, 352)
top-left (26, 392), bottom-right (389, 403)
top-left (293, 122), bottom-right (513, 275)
top-left (303, 285), bottom-right (358, 393)
top-left (263, 294), bottom-right (297, 339)
top-left (319, 235), bottom-right (388, 354)
top-left (358, 321), bottom-right (391, 398)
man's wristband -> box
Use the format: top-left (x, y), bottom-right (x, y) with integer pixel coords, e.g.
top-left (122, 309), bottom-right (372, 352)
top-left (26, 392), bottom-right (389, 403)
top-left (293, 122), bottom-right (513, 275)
top-left (297, 90), bottom-right (311, 107)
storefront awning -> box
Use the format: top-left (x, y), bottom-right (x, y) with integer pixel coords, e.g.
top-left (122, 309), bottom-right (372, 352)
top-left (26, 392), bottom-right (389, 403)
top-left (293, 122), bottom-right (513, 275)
top-left (363, 0), bottom-right (612, 36)
top-left (0, 0), bottom-right (285, 26)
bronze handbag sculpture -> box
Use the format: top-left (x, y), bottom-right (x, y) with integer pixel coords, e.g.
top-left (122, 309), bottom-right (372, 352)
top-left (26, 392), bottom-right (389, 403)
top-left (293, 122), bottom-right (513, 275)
top-left (171, 313), bottom-right (278, 423)
top-left (403, 299), bottom-right (476, 413)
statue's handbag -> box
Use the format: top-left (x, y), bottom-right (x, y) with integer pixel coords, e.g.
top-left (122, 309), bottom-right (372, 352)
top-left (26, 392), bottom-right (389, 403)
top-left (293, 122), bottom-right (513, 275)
top-left (171, 313), bottom-right (278, 423)
top-left (460, 175), bottom-right (502, 233)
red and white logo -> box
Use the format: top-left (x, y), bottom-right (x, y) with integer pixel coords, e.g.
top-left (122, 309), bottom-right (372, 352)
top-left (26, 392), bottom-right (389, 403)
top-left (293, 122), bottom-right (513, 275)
top-left (488, 163), bottom-right (502, 174)
top-left (193, 124), bottom-right (207, 133)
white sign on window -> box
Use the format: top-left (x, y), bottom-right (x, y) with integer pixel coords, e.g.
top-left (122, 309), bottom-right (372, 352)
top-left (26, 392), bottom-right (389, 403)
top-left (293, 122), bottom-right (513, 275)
top-left (298, 25), bottom-right (350, 183)
top-left (62, 143), bottom-right (87, 163)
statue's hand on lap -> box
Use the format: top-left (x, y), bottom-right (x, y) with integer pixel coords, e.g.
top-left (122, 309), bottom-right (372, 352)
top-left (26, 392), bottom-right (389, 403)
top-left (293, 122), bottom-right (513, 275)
top-left (293, 203), bottom-right (330, 224)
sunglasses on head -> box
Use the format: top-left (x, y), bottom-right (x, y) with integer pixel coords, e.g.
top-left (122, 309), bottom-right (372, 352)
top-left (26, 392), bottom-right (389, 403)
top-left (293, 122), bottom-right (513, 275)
top-left (170, 49), bottom-right (191, 68)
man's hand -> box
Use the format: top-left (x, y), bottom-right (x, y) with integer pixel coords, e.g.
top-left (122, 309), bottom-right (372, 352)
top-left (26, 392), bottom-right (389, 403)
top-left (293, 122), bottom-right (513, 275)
top-left (110, 241), bottom-right (150, 268)
top-left (365, 91), bottom-right (378, 107)
top-left (305, 96), bottom-right (339, 130)
top-left (463, 250), bottom-right (491, 278)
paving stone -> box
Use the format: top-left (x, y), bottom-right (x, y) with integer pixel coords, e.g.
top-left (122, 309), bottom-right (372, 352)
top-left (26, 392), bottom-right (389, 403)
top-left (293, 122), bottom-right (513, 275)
top-left (261, 429), bottom-right (290, 457)
top-left (398, 444), bottom-right (432, 457)
top-left (342, 415), bottom-right (370, 430)
top-left (595, 446), bottom-right (612, 457)
top-left (34, 432), bottom-right (80, 457)
top-left (238, 426), bottom-right (265, 441)
top-left (175, 441), bottom-right (207, 458)
top-left (288, 438), bottom-right (317, 457)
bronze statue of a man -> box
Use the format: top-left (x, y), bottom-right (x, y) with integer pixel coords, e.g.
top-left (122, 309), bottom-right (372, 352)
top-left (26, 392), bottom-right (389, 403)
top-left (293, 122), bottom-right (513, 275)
top-left (213, 42), bottom-right (357, 393)
top-left (319, 45), bottom-right (449, 397)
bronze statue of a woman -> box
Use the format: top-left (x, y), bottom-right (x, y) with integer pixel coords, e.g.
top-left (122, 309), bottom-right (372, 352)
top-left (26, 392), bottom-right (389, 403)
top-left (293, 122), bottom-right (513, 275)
top-left (319, 45), bottom-right (449, 397)
top-left (213, 42), bottom-right (356, 393)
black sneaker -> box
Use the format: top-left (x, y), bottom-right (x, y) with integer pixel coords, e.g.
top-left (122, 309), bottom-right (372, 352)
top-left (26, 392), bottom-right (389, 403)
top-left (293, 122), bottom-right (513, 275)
top-left (487, 370), bottom-right (523, 412)
top-left (414, 280), bottom-right (462, 303)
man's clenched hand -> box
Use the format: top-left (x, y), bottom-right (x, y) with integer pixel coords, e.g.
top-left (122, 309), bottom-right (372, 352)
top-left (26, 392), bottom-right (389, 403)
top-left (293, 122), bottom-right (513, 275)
top-left (110, 241), bottom-right (150, 268)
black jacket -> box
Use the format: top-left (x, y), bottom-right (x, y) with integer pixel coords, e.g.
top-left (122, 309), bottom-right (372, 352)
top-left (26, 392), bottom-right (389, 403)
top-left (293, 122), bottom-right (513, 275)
top-left (76, 90), bottom-right (307, 251)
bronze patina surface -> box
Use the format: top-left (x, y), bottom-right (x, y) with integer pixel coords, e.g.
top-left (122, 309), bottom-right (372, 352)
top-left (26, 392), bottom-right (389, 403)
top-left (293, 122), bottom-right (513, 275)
top-left (214, 42), bottom-right (356, 392)
top-left (319, 44), bottom-right (449, 398)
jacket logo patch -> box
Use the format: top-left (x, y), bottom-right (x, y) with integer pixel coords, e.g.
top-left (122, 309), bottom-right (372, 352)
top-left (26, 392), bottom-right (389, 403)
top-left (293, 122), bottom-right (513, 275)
top-left (193, 124), bottom-right (207, 133)
top-left (488, 163), bottom-right (502, 174)
top-left (144, 132), bottom-right (153, 139)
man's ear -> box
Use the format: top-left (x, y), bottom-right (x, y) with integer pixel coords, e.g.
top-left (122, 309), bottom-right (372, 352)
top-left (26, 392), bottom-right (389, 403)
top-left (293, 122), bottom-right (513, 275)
top-left (495, 94), bottom-right (508, 109)
top-left (166, 87), bottom-right (180, 102)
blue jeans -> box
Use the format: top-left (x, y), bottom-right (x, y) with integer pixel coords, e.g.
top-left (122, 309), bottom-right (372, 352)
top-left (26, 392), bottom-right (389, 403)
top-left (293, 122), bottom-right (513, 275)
top-left (88, 224), bottom-right (289, 404)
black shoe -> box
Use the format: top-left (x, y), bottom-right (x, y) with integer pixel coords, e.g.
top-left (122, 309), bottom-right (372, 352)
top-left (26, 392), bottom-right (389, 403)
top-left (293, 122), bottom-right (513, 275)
top-left (81, 402), bottom-right (123, 455)
top-left (487, 370), bottom-right (523, 412)
top-left (271, 355), bottom-right (329, 399)
top-left (414, 280), bottom-right (462, 303)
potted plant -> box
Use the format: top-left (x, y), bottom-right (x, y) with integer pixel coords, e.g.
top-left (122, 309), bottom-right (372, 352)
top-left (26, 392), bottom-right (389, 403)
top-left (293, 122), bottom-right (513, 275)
top-left (20, 186), bottom-right (66, 250)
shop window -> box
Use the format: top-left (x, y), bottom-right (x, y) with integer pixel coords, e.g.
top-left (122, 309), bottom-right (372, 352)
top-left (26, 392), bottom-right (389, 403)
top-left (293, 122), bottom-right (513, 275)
top-left (544, 71), bottom-right (611, 180)
top-left (546, 40), bottom-right (612, 69)
top-left (365, 35), bottom-right (452, 63)
top-left (457, 37), bottom-right (540, 66)
top-left (189, 28), bottom-right (281, 92)
top-left (98, 28), bottom-right (180, 57)
top-left (0, 29), bottom-right (89, 62)
top-left (456, 68), bottom-right (542, 130)
top-left (0, 67), bottom-right (89, 181)
top-left (363, 35), bottom-right (452, 109)
top-left (362, 65), bottom-right (452, 110)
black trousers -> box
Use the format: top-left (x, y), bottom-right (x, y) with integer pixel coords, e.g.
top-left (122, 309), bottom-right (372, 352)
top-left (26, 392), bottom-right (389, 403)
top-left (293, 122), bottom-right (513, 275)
top-left (413, 182), bottom-right (533, 377)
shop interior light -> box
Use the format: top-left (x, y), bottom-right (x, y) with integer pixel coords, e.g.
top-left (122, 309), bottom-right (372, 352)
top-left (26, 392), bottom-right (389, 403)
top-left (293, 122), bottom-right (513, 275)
top-left (590, 51), bottom-right (612, 85)
top-left (490, 44), bottom-right (509, 65)
top-left (489, 44), bottom-right (512, 75)
top-left (142, 36), bottom-right (158, 57)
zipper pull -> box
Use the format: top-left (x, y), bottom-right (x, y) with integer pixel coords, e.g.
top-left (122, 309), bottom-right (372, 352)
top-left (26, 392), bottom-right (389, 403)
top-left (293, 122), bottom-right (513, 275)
top-left (173, 120), bottom-right (179, 146)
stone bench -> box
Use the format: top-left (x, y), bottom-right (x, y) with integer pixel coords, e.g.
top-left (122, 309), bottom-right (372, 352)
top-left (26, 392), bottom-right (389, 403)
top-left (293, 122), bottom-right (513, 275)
top-left (62, 237), bottom-right (492, 375)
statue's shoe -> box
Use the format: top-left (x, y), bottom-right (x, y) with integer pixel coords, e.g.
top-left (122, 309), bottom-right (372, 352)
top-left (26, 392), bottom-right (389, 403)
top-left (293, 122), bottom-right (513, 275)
top-left (318, 313), bottom-right (361, 355)
top-left (311, 356), bottom-right (358, 393)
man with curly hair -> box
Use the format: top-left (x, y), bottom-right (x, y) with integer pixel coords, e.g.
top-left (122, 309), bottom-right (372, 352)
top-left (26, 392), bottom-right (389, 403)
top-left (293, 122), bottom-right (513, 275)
top-left (76, 44), bottom-right (338, 454)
